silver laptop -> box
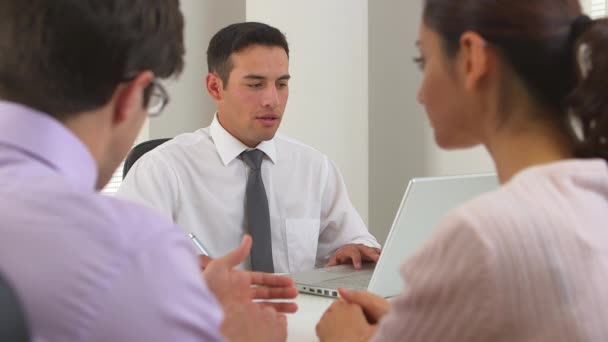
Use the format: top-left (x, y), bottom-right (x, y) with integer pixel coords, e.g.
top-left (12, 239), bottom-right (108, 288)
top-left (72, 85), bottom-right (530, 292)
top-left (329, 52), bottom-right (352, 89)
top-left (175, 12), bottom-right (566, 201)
top-left (290, 173), bottom-right (498, 298)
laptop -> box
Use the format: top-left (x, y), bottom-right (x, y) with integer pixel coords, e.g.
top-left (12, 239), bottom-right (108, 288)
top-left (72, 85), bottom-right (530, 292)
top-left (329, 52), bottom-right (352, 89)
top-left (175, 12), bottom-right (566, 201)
top-left (290, 173), bottom-right (499, 298)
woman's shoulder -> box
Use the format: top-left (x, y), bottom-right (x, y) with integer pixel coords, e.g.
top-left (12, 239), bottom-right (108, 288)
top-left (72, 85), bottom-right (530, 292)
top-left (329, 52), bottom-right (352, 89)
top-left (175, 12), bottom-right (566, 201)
top-left (429, 159), bottom-right (608, 260)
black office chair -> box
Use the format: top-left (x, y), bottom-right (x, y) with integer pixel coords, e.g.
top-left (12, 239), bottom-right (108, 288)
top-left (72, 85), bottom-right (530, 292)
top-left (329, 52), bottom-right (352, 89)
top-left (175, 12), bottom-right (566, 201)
top-left (0, 272), bottom-right (30, 342)
top-left (122, 138), bottom-right (171, 179)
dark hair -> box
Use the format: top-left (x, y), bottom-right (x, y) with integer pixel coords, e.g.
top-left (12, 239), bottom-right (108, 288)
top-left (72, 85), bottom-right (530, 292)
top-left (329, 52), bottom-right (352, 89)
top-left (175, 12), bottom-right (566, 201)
top-left (423, 0), bottom-right (608, 160)
top-left (0, 0), bottom-right (184, 119)
top-left (207, 22), bottom-right (289, 87)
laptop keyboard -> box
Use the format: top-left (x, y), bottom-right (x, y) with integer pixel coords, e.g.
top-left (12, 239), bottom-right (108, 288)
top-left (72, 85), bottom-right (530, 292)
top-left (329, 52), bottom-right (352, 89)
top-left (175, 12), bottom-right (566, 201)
top-left (315, 272), bottom-right (372, 290)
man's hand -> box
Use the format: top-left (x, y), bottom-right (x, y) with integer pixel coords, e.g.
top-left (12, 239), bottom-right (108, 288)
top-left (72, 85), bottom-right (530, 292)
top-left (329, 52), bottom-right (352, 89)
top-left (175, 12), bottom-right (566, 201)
top-left (338, 288), bottom-right (389, 324)
top-left (316, 299), bottom-right (377, 342)
top-left (204, 236), bottom-right (291, 341)
top-left (198, 255), bottom-right (213, 269)
top-left (325, 244), bottom-right (381, 269)
top-left (203, 235), bottom-right (298, 313)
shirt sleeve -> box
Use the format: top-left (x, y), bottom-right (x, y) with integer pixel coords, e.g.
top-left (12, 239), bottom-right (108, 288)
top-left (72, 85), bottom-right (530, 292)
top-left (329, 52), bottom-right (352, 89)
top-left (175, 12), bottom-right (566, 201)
top-left (316, 158), bottom-right (380, 264)
top-left (372, 211), bottom-right (498, 342)
top-left (116, 152), bottom-right (179, 222)
top-left (90, 226), bottom-right (225, 342)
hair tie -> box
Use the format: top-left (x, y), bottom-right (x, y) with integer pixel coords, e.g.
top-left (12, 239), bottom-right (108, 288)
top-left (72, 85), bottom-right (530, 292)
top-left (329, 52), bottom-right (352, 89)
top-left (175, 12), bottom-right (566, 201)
top-left (570, 15), bottom-right (594, 79)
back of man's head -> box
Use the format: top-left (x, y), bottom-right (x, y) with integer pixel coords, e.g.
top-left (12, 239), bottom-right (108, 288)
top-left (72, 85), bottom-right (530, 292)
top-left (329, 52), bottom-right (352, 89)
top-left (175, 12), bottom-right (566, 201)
top-left (207, 22), bottom-right (289, 87)
top-left (0, 0), bottom-right (185, 120)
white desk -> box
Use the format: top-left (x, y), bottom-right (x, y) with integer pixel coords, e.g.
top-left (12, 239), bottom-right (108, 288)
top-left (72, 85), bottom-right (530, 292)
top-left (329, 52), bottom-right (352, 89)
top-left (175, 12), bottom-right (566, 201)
top-left (287, 294), bottom-right (334, 342)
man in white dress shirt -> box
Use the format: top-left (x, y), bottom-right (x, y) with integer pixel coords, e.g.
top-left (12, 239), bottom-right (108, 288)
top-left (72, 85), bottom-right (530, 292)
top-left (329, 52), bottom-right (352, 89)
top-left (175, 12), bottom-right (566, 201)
top-left (118, 22), bottom-right (380, 273)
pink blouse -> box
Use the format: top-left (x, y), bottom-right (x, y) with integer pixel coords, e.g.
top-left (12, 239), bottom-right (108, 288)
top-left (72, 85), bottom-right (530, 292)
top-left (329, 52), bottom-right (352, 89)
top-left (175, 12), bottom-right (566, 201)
top-left (374, 159), bottom-right (608, 342)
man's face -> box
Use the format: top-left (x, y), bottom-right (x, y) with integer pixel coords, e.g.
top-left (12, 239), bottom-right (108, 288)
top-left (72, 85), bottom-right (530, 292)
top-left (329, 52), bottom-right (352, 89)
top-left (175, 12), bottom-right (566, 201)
top-left (214, 45), bottom-right (290, 147)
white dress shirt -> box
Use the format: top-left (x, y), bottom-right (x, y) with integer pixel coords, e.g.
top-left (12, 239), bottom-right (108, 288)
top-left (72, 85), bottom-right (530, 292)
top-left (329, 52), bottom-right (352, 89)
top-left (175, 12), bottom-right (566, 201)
top-left (118, 115), bottom-right (379, 273)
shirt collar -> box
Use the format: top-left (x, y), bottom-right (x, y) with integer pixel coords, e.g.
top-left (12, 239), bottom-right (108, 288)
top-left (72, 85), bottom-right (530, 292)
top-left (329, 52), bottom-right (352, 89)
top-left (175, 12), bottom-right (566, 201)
top-left (209, 113), bottom-right (277, 166)
top-left (0, 101), bottom-right (98, 190)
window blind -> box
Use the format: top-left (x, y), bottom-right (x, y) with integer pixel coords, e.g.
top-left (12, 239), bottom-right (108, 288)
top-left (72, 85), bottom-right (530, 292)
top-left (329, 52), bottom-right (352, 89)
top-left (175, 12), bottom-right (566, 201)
top-left (100, 162), bottom-right (126, 195)
top-left (590, 0), bottom-right (607, 18)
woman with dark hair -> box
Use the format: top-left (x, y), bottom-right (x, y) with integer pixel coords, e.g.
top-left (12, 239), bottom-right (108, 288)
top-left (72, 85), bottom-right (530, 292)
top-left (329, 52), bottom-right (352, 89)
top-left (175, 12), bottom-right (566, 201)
top-left (316, 1), bottom-right (608, 341)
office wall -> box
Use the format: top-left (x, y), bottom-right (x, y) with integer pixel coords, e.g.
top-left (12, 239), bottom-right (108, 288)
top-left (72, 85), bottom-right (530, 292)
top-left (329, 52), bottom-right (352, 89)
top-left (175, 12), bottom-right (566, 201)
top-left (369, 1), bottom-right (493, 243)
top-left (149, 0), bottom-right (246, 138)
top-left (246, 0), bottom-right (370, 222)
top-left (369, 0), bottom-right (425, 243)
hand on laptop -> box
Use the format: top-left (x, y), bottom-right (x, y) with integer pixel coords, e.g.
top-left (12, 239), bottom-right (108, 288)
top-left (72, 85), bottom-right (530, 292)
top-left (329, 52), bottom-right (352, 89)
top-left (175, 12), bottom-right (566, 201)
top-left (325, 244), bottom-right (381, 269)
top-left (203, 235), bottom-right (299, 313)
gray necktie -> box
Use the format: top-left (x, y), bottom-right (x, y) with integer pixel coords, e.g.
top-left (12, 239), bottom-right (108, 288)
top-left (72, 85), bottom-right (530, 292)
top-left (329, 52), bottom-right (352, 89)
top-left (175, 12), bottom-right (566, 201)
top-left (241, 149), bottom-right (274, 273)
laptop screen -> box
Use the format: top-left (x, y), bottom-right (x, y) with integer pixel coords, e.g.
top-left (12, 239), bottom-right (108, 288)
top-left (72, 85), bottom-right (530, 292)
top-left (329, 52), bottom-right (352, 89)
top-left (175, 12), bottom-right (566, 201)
top-left (368, 173), bottom-right (498, 297)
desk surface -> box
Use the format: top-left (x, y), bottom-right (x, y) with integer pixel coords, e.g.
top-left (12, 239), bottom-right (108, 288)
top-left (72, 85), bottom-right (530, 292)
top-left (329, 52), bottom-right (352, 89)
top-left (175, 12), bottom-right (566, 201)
top-left (287, 293), bottom-right (334, 342)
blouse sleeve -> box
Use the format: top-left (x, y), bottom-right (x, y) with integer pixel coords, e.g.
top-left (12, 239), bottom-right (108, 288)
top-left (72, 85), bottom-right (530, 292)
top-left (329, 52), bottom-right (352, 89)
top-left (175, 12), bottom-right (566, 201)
top-left (372, 210), bottom-right (500, 342)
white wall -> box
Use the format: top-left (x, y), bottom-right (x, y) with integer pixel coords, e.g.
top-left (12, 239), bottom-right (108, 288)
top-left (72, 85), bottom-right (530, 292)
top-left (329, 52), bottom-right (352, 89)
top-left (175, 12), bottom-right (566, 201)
top-left (369, 0), bottom-right (425, 243)
top-left (427, 146), bottom-right (494, 176)
top-left (149, 0), bottom-right (246, 138)
top-left (246, 0), bottom-right (370, 222)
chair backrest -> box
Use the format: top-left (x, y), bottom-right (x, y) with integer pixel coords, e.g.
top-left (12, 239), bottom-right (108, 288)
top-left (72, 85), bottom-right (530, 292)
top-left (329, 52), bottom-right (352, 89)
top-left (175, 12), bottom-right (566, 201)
top-left (0, 272), bottom-right (30, 342)
top-left (122, 138), bottom-right (171, 179)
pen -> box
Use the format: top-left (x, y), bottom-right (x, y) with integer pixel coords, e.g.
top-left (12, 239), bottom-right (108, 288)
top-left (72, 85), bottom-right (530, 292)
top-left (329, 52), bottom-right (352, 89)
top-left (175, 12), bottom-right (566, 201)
top-left (188, 233), bottom-right (210, 257)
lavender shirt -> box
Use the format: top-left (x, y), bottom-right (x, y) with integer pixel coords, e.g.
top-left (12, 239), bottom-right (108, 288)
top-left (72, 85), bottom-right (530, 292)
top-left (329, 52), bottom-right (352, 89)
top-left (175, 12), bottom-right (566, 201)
top-left (0, 102), bottom-right (225, 342)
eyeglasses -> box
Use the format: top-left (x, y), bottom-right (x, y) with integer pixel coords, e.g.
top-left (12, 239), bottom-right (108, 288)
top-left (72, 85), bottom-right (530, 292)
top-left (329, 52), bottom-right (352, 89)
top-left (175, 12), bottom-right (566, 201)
top-left (122, 75), bottom-right (170, 117)
top-left (144, 79), bottom-right (169, 117)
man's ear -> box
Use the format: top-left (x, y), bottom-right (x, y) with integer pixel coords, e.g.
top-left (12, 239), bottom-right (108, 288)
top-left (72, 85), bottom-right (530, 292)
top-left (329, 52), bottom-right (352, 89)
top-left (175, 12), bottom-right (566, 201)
top-left (113, 71), bottom-right (154, 125)
top-left (459, 31), bottom-right (492, 91)
top-left (206, 73), bottom-right (225, 101)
